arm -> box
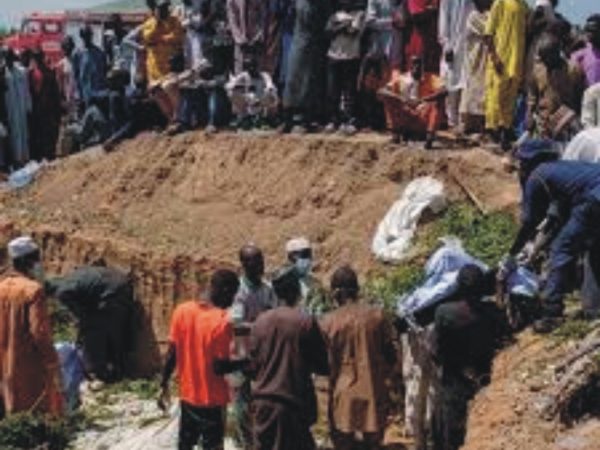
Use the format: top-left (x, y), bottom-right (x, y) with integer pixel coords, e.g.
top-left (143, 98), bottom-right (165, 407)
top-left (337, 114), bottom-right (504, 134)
top-left (123, 25), bottom-right (145, 52)
top-left (211, 321), bottom-right (249, 375)
top-left (158, 342), bottom-right (176, 411)
top-left (160, 342), bottom-right (176, 389)
top-left (509, 178), bottom-right (549, 256)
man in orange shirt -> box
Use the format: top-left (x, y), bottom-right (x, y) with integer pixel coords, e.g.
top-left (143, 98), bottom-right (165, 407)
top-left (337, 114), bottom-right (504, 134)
top-left (379, 55), bottom-right (447, 148)
top-left (158, 269), bottom-right (239, 450)
top-left (0, 236), bottom-right (63, 419)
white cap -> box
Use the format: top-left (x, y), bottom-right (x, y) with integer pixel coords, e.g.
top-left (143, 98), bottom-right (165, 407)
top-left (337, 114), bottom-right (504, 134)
top-left (7, 236), bottom-right (39, 259)
top-left (285, 237), bottom-right (311, 253)
top-left (535, 0), bottom-right (552, 6)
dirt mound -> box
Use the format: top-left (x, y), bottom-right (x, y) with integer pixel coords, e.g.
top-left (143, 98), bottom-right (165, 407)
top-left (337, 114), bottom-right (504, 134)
top-left (463, 325), bottom-right (600, 450)
top-left (0, 131), bottom-right (518, 276)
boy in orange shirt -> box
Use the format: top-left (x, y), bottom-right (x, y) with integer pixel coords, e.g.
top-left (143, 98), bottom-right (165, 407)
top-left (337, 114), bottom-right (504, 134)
top-left (159, 269), bottom-right (240, 450)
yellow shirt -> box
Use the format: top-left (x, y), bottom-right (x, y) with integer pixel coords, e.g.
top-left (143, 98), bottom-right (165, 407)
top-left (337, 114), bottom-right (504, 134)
top-left (485, 0), bottom-right (529, 80)
top-left (141, 16), bottom-right (185, 83)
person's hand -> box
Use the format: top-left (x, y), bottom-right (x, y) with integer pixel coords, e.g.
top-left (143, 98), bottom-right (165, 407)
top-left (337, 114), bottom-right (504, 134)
top-left (492, 54), bottom-right (504, 76)
top-left (157, 384), bottom-right (171, 412)
top-left (498, 254), bottom-right (517, 277)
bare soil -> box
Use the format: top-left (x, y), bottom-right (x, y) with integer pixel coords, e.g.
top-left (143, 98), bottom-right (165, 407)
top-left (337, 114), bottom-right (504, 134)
top-left (0, 131), bottom-right (519, 277)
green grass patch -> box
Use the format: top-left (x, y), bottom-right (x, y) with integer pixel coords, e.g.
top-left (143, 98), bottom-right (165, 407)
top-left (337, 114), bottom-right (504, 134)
top-left (552, 320), bottom-right (594, 343)
top-left (0, 411), bottom-right (92, 450)
top-left (100, 378), bottom-right (161, 402)
top-left (364, 203), bottom-right (518, 312)
top-left (48, 298), bottom-right (78, 343)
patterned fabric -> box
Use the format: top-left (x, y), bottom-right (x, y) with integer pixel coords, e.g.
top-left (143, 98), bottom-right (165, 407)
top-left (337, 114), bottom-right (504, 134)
top-left (381, 71), bottom-right (444, 133)
top-left (459, 10), bottom-right (488, 117)
top-left (528, 60), bottom-right (586, 138)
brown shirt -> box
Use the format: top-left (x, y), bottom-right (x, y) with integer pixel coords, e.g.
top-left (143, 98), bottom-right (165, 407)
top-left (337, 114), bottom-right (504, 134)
top-left (528, 60), bottom-right (586, 135)
top-left (321, 302), bottom-right (395, 434)
top-left (249, 306), bottom-right (329, 424)
top-left (0, 272), bottom-right (62, 415)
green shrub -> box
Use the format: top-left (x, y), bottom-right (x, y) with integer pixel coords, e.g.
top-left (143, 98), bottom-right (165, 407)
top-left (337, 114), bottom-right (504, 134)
top-left (0, 413), bottom-right (73, 450)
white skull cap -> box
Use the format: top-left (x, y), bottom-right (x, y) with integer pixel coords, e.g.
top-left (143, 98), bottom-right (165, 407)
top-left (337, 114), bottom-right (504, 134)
top-left (285, 237), bottom-right (311, 253)
top-left (7, 236), bottom-right (39, 259)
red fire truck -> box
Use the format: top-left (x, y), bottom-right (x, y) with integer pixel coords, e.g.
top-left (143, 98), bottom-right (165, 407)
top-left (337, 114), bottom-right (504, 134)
top-left (2, 10), bottom-right (147, 66)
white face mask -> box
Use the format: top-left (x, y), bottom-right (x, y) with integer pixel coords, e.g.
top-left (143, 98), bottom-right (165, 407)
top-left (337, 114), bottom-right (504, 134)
top-left (30, 262), bottom-right (45, 283)
top-left (294, 258), bottom-right (313, 278)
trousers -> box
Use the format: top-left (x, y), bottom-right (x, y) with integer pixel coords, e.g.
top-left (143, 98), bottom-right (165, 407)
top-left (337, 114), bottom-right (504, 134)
top-left (544, 199), bottom-right (600, 316)
top-left (179, 401), bottom-right (225, 450)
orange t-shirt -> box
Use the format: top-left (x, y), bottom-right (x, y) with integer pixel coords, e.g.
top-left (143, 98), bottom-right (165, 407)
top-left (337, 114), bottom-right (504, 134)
top-left (169, 300), bottom-right (232, 407)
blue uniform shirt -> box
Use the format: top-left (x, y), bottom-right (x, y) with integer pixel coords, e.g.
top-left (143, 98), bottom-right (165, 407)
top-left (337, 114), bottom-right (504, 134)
top-left (520, 161), bottom-right (600, 244)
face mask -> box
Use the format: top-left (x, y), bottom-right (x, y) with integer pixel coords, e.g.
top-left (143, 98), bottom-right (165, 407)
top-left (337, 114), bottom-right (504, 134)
top-left (294, 258), bottom-right (312, 278)
top-left (31, 262), bottom-right (45, 283)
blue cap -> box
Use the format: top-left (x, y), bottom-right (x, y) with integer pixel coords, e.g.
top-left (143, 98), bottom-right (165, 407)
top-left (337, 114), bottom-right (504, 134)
top-left (515, 139), bottom-right (558, 161)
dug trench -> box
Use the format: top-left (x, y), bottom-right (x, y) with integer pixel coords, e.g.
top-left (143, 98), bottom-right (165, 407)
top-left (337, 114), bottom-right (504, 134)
top-left (2, 131), bottom-right (600, 449)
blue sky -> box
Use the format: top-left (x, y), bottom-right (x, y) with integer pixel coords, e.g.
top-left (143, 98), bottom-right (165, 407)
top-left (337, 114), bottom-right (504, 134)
top-left (0, 0), bottom-right (597, 27)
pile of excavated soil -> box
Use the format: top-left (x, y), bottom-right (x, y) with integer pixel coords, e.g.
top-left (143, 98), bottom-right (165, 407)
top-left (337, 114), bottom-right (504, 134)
top-left (0, 131), bottom-right (519, 277)
top-left (463, 326), bottom-right (600, 450)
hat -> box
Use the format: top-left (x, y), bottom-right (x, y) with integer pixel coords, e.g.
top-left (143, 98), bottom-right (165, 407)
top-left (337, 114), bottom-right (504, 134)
top-left (7, 236), bottom-right (39, 259)
top-left (285, 237), bottom-right (311, 253)
top-left (157, 0), bottom-right (171, 6)
top-left (515, 139), bottom-right (558, 161)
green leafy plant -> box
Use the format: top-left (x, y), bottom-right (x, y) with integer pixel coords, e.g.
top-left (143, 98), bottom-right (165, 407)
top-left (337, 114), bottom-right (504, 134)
top-left (0, 413), bottom-right (73, 450)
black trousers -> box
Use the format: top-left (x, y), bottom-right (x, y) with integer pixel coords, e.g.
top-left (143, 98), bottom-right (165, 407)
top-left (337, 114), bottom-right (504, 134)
top-left (179, 401), bottom-right (225, 450)
top-left (254, 399), bottom-right (315, 450)
top-left (327, 59), bottom-right (360, 125)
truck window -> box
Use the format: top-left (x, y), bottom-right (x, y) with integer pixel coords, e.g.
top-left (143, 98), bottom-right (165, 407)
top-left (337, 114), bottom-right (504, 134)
top-left (44, 22), bottom-right (62, 34)
top-left (22, 20), bottom-right (42, 34)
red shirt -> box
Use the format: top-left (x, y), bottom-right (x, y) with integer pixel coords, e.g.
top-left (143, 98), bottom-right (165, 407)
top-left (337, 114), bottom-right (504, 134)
top-left (169, 300), bottom-right (232, 406)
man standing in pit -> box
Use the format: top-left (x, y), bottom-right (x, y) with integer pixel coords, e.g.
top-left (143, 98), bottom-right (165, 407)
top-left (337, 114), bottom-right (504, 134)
top-left (159, 269), bottom-right (239, 450)
top-left (0, 237), bottom-right (63, 418)
top-left (321, 265), bottom-right (396, 450)
top-left (230, 244), bottom-right (277, 450)
top-left (45, 262), bottom-right (135, 383)
top-left (248, 266), bottom-right (329, 450)
top-left (431, 265), bottom-right (498, 450)
top-left (285, 237), bottom-right (331, 314)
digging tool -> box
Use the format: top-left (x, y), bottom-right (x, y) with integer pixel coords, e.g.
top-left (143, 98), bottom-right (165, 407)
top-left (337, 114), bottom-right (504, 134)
top-left (451, 172), bottom-right (487, 215)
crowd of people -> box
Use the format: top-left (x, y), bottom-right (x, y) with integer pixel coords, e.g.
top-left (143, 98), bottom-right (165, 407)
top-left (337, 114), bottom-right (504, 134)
top-left (0, 233), bottom-right (503, 450)
top-left (1, 0), bottom-right (600, 169)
